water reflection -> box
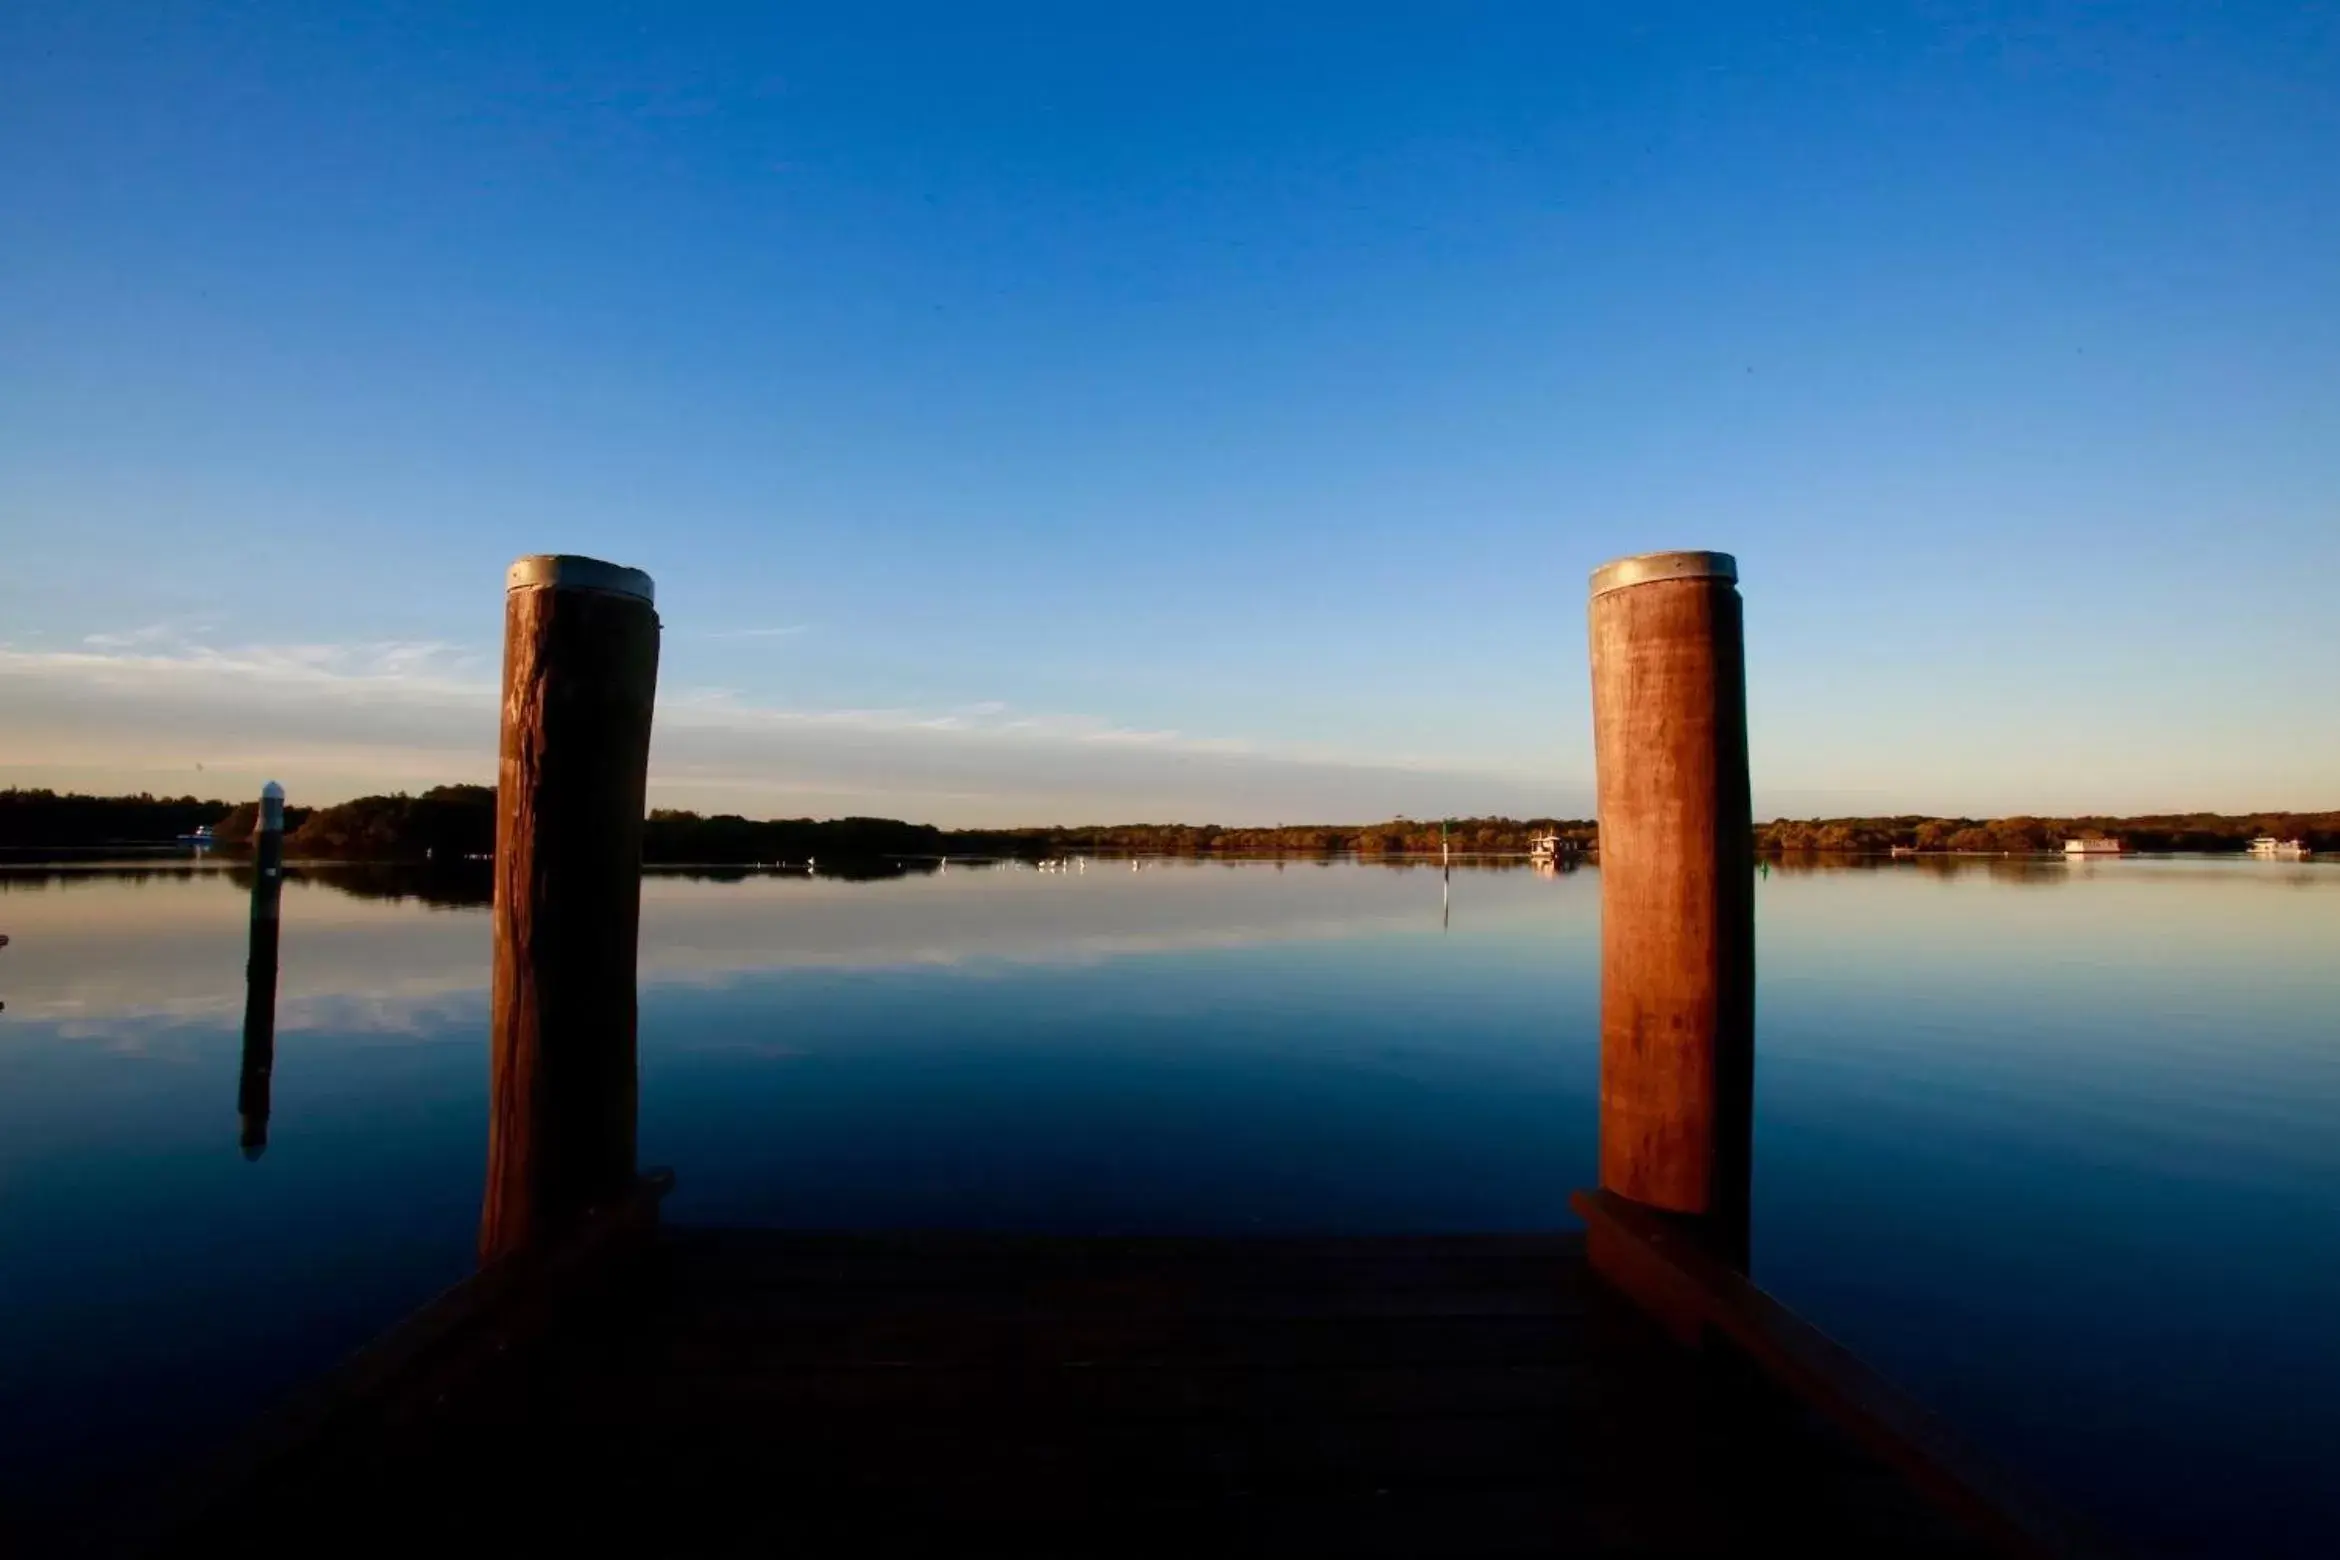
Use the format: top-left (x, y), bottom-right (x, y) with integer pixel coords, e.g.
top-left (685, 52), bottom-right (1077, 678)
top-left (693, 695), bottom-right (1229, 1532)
top-left (1762, 852), bottom-right (2093, 884)
top-left (281, 861), bottom-right (495, 908)
top-left (0, 853), bottom-right (2326, 1043)
top-left (0, 858), bottom-right (1607, 1037)
top-left (237, 871), bottom-right (280, 1160)
top-left (0, 857), bottom-right (2336, 1554)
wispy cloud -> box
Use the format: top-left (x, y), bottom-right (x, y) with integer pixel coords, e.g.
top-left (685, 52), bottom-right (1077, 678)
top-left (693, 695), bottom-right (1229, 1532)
top-left (5, 637), bottom-right (493, 701)
top-left (0, 632), bottom-right (1581, 823)
top-left (80, 618), bottom-right (225, 652)
top-left (706, 624), bottom-right (810, 641)
top-left (83, 623), bottom-right (179, 650)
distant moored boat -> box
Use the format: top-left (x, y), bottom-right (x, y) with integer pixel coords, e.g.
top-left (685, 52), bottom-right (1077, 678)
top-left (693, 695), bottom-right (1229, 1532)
top-left (2062, 837), bottom-right (2122, 856)
top-left (2247, 836), bottom-right (2311, 859)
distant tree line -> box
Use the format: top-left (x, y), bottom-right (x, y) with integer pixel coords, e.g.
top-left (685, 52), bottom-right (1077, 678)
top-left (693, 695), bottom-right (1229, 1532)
top-left (0, 788), bottom-right (246, 848)
top-left (275, 785), bottom-right (491, 859)
top-left (1755, 812), bottom-right (2340, 854)
top-left (645, 810), bottom-right (952, 863)
top-left (5, 786), bottom-right (2333, 860)
top-left (223, 801), bottom-right (1604, 864)
top-left (954, 818), bottom-right (1600, 857)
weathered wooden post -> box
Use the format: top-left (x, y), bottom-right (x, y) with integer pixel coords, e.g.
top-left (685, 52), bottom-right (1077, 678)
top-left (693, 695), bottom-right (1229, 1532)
top-left (238, 782), bottom-right (285, 1159)
top-left (479, 556), bottom-right (660, 1263)
top-left (1587, 551), bottom-right (1754, 1269)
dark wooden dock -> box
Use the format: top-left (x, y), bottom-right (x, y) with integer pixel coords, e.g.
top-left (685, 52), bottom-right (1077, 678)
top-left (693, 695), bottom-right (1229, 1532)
top-left (149, 1188), bottom-right (2010, 1557)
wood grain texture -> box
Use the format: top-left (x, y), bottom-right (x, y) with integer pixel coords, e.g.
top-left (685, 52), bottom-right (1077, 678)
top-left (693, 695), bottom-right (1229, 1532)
top-left (1588, 574), bottom-right (1755, 1259)
top-left (480, 581), bottom-right (660, 1263)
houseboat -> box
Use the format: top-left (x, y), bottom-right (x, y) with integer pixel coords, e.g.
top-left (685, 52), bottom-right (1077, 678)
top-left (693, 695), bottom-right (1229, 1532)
top-left (2061, 837), bottom-right (2123, 856)
top-left (2248, 836), bottom-right (2311, 859)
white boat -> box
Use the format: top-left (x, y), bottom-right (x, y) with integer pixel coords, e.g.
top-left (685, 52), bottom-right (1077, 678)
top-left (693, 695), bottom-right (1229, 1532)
top-left (2062, 838), bottom-right (2122, 856)
top-left (1528, 832), bottom-right (1565, 863)
top-left (2247, 836), bottom-right (2311, 859)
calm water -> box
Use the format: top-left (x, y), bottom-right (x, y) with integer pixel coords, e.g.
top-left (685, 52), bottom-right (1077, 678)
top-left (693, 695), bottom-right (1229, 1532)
top-left (2, 855), bottom-right (2336, 1552)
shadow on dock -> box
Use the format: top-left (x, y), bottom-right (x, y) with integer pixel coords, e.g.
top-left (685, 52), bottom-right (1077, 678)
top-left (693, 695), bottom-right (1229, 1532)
top-left (137, 1199), bottom-right (2003, 1557)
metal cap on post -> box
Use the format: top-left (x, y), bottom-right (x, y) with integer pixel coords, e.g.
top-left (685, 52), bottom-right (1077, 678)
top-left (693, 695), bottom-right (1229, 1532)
top-left (481, 553), bottom-right (661, 1263)
top-left (1585, 549), bottom-right (1754, 1270)
top-left (1587, 549), bottom-right (1737, 598)
top-left (504, 554), bottom-right (657, 604)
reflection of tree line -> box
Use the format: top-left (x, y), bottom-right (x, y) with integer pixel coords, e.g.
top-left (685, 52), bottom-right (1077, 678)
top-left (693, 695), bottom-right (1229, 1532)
top-left (0, 865), bottom-right (226, 892)
top-left (268, 861), bottom-right (498, 907)
top-left (299, 854), bottom-right (1577, 906)
top-left (298, 858), bottom-right (943, 906)
top-left (1761, 854), bottom-right (2078, 885)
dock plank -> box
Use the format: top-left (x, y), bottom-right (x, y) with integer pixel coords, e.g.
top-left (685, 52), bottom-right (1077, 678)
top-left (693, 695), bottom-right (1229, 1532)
top-left (154, 1228), bottom-right (1994, 1557)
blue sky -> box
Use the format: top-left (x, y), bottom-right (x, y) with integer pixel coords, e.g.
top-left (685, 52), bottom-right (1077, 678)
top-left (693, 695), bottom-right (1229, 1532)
top-left (3, 2), bottom-right (2333, 824)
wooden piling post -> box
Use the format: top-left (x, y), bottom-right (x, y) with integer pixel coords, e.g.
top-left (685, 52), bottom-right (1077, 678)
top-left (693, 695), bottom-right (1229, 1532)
top-left (239, 782), bottom-right (285, 1159)
top-left (1587, 551), bottom-right (1754, 1268)
top-left (480, 556), bottom-right (661, 1263)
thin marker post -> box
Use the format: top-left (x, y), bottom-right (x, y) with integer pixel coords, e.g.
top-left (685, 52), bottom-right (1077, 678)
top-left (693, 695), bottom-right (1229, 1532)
top-left (239, 782), bottom-right (285, 1157)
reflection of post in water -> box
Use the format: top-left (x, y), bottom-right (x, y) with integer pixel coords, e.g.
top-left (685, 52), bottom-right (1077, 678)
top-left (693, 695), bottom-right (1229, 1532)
top-left (239, 781), bottom-right (286, 1160)
top-left (1442, 859), bottom-right (1450, 932)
